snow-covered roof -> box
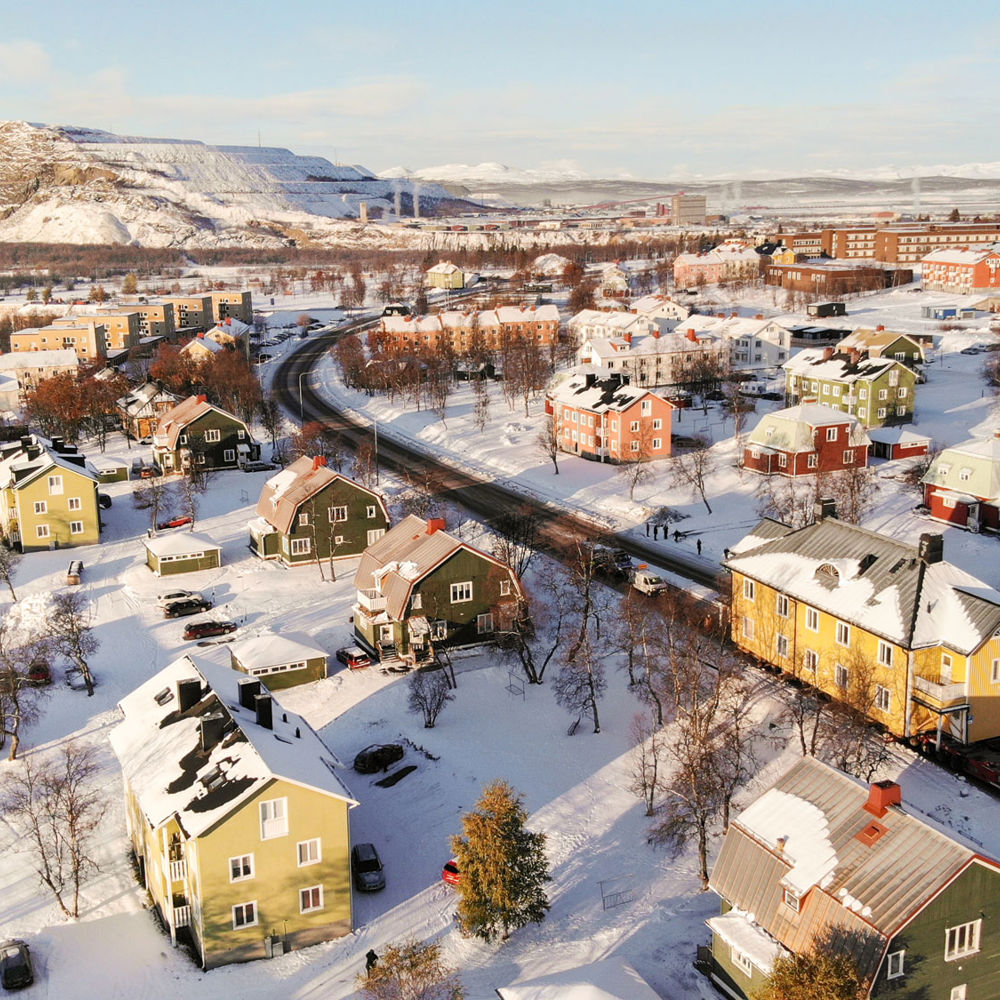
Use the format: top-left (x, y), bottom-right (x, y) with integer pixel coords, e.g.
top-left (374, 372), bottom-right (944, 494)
top-left (783, 348), bottom-right (903, 384)
top-left (747, 404), bottom-right (870, 453)
top-left (0, 348), bottom-right (78, 371)
top-left (678, 313), bottom-right (790, 345)
top-left (922, 435), bottom-right (1000, 501)
top-left (547, 372), bottom-right (670, 414)
top-left (866, 425), bottom-right (932, 446)
top-left (154, 394), bottom-right (250, 450)
top-left (229, 631), bottom-right (327, 669)
top-left (706, 912), bottom-right (787, 975)
top-left (427, 260), bottom-right (463, 275)
top-left (143, 530), bottom-right (220, 558)
top-left (181, 336), bottom-right (224, 356)
top-left (0, 440), bottom-right (97, 491)
top-left (108, 655), bottom-right (356, 839)
top-left (496, 957), bottom-right (662, 1000)
top-left (922, 243), bottom-right (1000, 266)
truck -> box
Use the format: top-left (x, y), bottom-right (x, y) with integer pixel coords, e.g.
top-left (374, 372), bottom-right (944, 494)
top-left (630, 564), bottom-right (668, 595)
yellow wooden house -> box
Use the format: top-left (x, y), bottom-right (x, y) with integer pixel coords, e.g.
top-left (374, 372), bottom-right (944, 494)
top-left (426, 261), bottom-right (467, 289)
top-left (725, 504), bottom-right (1000, 746)
top-left (109, 654), bottom-right (358, 969)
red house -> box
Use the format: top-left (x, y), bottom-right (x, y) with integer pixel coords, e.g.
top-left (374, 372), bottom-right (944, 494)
top-left (546, 371), bottom-right (673, 463)
top-left (743, 403), bottom-right (870, 477)
top-left (921, 244), bottom-right (1000, 293)
top-left (921, 434), bottom-right (1000, 532)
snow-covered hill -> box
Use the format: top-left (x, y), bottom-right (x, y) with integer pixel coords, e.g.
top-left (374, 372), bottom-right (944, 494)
top-left (0, 121), bottom-right (471, 249)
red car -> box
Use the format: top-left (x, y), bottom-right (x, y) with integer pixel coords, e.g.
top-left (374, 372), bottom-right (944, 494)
top-left (157, 515), bottom-right (193, 530)
top-left (442, 858), bottom-right (461, 886)
top-left (183, 620), bottom-right (237, 641)
top-left (336, 646), bottom-right (372, 669)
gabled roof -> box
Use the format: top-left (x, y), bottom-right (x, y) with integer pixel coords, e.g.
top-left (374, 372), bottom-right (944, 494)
top-left (0, 441), bottom-right (97, 491)
top-left (546, 372), bottom-right (671, 414)
top-left (180, 336), bottom-right (224, 356)
top-left (710, 757), bottom-right (987, 979)
top-left (837, 328), bottom-right (924, 359)
top-left (427, 261), bottom-right (463, 275)
top-left (921, 435), bottom-right (1000, 501)
top-left (922, 244), bottom-right (1000, 266)
top-left (229, 631), bottom-right (327, 669)
top-left (143, 530), bottom-right (220, 558)
top-left (108, 654), bottom-right (357, 839)
top-left (255, 456), bottom-right (387, 535)
top-left (0, 349), bottom-right (78, 371)
top-left (354, 515), bottom-right (519, 622)
top-left (783, 349), bottom-right (906, 385)
top-left (116, 381), bottom-right (179, 417)
top-left (747, 404), bottom-right (870, 453)
top-left (725, 516), bottom-right (1000, 653)
top-left (154, 394), bottom-right (249, 450)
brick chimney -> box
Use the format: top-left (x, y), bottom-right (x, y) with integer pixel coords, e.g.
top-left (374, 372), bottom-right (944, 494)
top-left (427, 517), bottom-right (446, 534)
top-left (918, 533), bottom-right (944, 565)
top-left (864, 779), bottom-right (901, 818)
top-left (652, 328), bottom-right (660, 339)
top-left (196, 394), bottom-right (207, 404)
top-left (624, 332), bottom-right (632, 344)
top-left (823, 347), bottom-right (835, 361)
top-left (312, 455), bottom-right (327, 470)
top-left (686, 329), bottom-right (698, 342)
top-left (755, 313), bottom-right (764, 320)
top-left (876, 324), bottom-right (885, 331)
top-left (849, 349), bottom-right (861, 365)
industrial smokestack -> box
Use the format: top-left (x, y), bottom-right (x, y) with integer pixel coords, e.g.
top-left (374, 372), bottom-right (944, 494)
top-left (413, 183), bottom-right (420, 219)
top-left (394, 181), bottom-right (402, 219)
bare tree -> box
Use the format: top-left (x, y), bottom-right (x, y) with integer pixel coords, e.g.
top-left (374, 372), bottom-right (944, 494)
top-left (536, 413), bottom-right (560, 475)
top-left (825, 467), bottom-right (878, 525)
top-left (0, 626), bottom-right (48, 760)
top-left (628, 714), bottom-right (667, 816)
top-left (553, 631), bottom-right (606, 734)
top-left (353, 440), bottom-right (378, 489)
top-left (754, 472), bottom-right (820, 528)
top-left (490, 506), bottom-right (539, 579)
top-left (0, 742), bottom-right (103, 917)
top-left (0, 536), bottom-right (23, 600)
top-left (407, 668), bottom-right (455, 728)
top-left (177, 460), bottom-right (211, 530)
top-left (617, 422), bottom-right (656, 501)
top-left (669, 436), bottom-right (716, 514)
top-left (46, 591), bottom-right (100, 697)
top-left (132, 475), bottom-right (175, 533)
top-left (472, 373), bottom-right (490, 433)
top-left (257, 394), bottom-right (284, 455)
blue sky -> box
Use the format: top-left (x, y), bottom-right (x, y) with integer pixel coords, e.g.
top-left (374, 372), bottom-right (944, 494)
top-left (2, 1), bottom-right (997, 179)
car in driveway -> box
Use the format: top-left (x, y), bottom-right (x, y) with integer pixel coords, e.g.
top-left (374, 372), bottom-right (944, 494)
top-left (157, 589), bottom-right (202, 608)
top-left (163, 597), bottom-right (212, 619)
top-left (97, 492), bottom-right (112, 509)
top-left (138, 464), bottom-right (160, 478)
top-left (336, 646), bottom-right (372, 669)
top-left (27, 659), bottom-right (52, 686)
top-left (0, 939), bottom-right (33, 989)
top-left (241, 460), bottom-right (276, 473)
top-left (442, 858), bottom-right (461, 886)
top-left (353, 744), bottom-right (404, 773)
top-left (183, 620), bottom-right (237, 641)
top-left (351, 843), bottom-right (386, 892)
top-left (157, 515), bottom-right (193, 530)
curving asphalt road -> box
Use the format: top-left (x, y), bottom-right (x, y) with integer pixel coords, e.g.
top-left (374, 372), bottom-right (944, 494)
top-left (271, 314), bottom-right (729, 599)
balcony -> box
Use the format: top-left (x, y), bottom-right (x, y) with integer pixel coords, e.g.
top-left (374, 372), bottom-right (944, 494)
top-left (173, 904), bottom-right (191, 928)
top-left (169, 859), bottom-right (187, 882)
top-left (356, 589), bottom-right (387, 613)
top-left (912, 674), bottom-right (967, 709)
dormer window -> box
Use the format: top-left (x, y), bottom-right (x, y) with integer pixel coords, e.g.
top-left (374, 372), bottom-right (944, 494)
top-left (816, 562), bottom-right (840, 582)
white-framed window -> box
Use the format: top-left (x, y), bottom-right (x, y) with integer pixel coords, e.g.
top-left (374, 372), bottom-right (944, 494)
top-left (776, 594), bottom-right (789, 618)
top-left (477, 612), bottom-right (494, 634)
top-left (652, 418), bottom-right (662, 430)
top-left (291, 537), bottom-right (311, 555)
top-left (500, 580), bottom-right (512, 596)
top-left (232, 901), bottom-right (257, 929)
top-left (843, 449), bottom-right (854, 464)
top-left (992, 658), bottom-right (1000, 684)
top-left (776, 634), bottom-right (789, 657)
top-left (629, 421), bottom-right (639, 433)
top-left (366, 505), bottom-right (377, 518)
top-left (836, 621), bottom-right (850, 646)
top-left (205, 428), bottom-right (221, 442)
top-left (876, 685), bottom-right (891, 712)
top-left (224, 449), bottom-right (235, 462)
top-left (805, 607), bottom-right (819, 631)
top-left (230, 854), bottom-right (254, 882)
top-left (878, 407), bottom-right (887, 419)
top-left (896, 405), bottom-right (906, 416)
top-left (47, 475), bottom-right (63, 495)
top-left (836, 663), bottom-right (850, 689)
top-left (652, 438), bottom-right (662, 450)
top-left (941, 496), bottom-right (957, 510)
top-left (878, 389), bottom-right (888, 400)
top-left (297, 839), bottom-right (321, 866)
top-left (36, 524), bottom-right (50, 539)
top-left (778, 453), bottom-right (787, 468)
top-left (742, 578), bottom-right (755, 601)
top-left (366, 528), bottom-right (385, 544)
top-left (641, 399), bottom-right (652, 415)
top-left (298, 512), bottom-right (309, 526)
top-left (70, 521), bottom-right (84, 535)
top-left (238, 429), bottom-right (246, 439)
top-left (299, 885), bottom-right (323, 913)
top-left (826, 427), bottom-right (837, 441)
top-left (950, 986), bottom-right (967, 1000)
top-left (431, 620), bottom-right (447, 640)
top-left (782, 887), bottom-right (800, 912)
top-left (945, 919), bottom-right (981, 961)
top-left (742, 616), bottom-right (755, 640)
top-left (450, 581), bottom-right (472, 603)
top-left (33, 500), bottom-right (46, 514)
top-left (410, 592), bottom-right (423, 611)
top-left (878, 641), bottom-right (893, 667)
top-left (68, 496), bottom-right (82, 510)
top-left (942, 653), bottom-right (953, 682)
top-left (732, 946), bottom-right (754, 977)
top-left (259, 797), bottom-right (288, 840)
top-left (804, 649), bottom-right (819, 672)
top-left (807, 453), bottom-right (818, 468)
top-left (328, 505), bottom-right (348, 523)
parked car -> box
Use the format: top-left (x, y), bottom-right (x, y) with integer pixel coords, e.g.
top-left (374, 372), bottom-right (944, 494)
top-left (163, 597), bottom-right (212, 619)
top-left (241, 460), bottom-right (276, 473)
top-left (139, 464), bottom-right (160, 478)
top-left (0, 939), bottom-right (33, 990)
top-left (255, 353), bottom-right (274, 364)
top-left (27, 659), bottom-right (52, 687)
top-left (157, 515), bottom-right (193, 530)
top-left (97, 493), bottom-right (112, 509)
top-left (592, 545), bottom-right (630, 580)
top-left (353, 744), bottom-right (404, 774)
top-left (351, 843), bottom-right (386, 892)
top-left (442, 858), bottom-right (461, 886)
top-left (336, 646), bottom-right (372, 669)
top-left (157, 589), bottom-right (202, 608)
top-left (183, 620), bottom-right (237, 641)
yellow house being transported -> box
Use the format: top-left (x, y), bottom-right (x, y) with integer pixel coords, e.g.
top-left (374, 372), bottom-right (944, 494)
top-left (109, 655), bottom-right (358, 969)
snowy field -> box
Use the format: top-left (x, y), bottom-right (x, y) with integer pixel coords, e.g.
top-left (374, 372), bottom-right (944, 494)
top-left (2, 280), bottom-right (1000, 999)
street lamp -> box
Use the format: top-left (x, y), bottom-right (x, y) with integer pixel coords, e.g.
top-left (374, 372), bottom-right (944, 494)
top-left (373, 417), bottom-right (379, 486)
top-left (297, 371), bottom-right (308, 425)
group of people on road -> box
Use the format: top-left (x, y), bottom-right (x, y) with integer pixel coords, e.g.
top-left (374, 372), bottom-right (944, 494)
top-left (645, 521), bottom-right (703, 556)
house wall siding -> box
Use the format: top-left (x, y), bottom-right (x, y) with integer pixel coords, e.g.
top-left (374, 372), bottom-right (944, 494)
top-left (9, 467), bottom-right (100, 552)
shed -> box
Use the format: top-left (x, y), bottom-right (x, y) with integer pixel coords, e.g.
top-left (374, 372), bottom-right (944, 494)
top-left (143, 530), bottom-right (221, 576)
top-left (228, 631), bottom-right (328, 690)
top-left (867, 426), bottom-right (932, 461)
top-left (89, 456), bottom-right (130, 483)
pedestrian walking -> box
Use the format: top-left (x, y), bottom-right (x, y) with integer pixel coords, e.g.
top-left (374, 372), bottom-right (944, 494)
top-left (653, 525), bottom-right (658, 540)
top-left (697, 538), bottom-right (702, 556)
top-left (366, 949), bottom-right (379, 975)
top-left (674, 530), bottom-right (680, 543)
top-left (645, 521), bottom-right (650, 537)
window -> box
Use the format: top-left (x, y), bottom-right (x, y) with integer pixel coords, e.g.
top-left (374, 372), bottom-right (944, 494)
top-left (224, 449), bottom-right (235, 462)
top-left (410, 592), bottom-right (423, 611)
top-left (826, 427), bottom-right (838, 442)
top-left (732, 946), bottom-right (754, 977)
top-left (878, 641), bottom-right (893, 667)
top-left (836, 621), bottom-right (850, 646)
top-left (875, 685), bottom-right (892, 712)
top-left (652, 418), bottom-right (662, 430)
top-left (232, 901), bottom-right (257, 929)
top-left (776, 634), bottom-right (789, 657)
top-left (782, 887), bottom-right (800, 912)
top-left (33, 501), bottom-right (46, 514)
top-left (878, 389), bottom-right (888, 400)
top-left (259, 798), bottom-right (288, 840)
top-left (298, 512), bottom-right (309, 526)
top-left (238, 429), bottom-right (246, 439)
top-left (778, 453), bottom-right (787, 468)
top-left (776, 594), bottom-right (789, 618)
top-left (431, 620), bottom-right (447, 640)
top-left (629, 421), bottom-right (640, 432)
top-left (742, 616), bottom-right (755, 640)
top-left (450, 581), bottom-right (473, 603)
top-left (805, 607), bottom-right (819, 631)
top-left (843, 449), bottom-right (854, 464)
top-left (47, 475), bottom-right (63, 495)
top-left (477, 612), bottom-right (494, 634)
top-left (949, 987), bottom-right (966, 1000)
top-left (366, 505), bottom-right (377, 518)
top-left (641, 399), bottom-right (652, 415)
top-left (70, 521), bottom-right (84, 535)
top-left (652, 438), bottom-right (662, 450)
top-left (291, 537), bottom-right (311, 555)
top-left (230, 854), bottom-right (254, 882)
top-left (68, 497), bottom-right (81, 511)
top-left (807, 453), bottom-right (818, 468)
top-left (742, 578), bottom-right (755, 601)
top-left (804, 649), bottom-right (819, 673)
top-left (945, 920), bottom-right (981, 961)
top-left (992, 658), bottom-right (1000, 684)
top-left (297, 839), bottom-right (321, 866)
top-left (367, 528), bottom-right (385, 545)
top-left (328, 505), bottom-right (347, 523)
top-left (300, 885), bottom-right (323, 913)
top-left (836, 663), bottom-right (850, 689)
top-left (36, 524), bottom-right (50, 539)
top-left (878, 407), bottom-right (887, 419)
top-left (941, 653), bottom-right (953, 682)
top-left (205, 429), bottom-right (221, 442)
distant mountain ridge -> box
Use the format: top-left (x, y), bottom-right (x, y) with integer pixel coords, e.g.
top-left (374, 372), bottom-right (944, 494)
top-left (0, 121), bottom-right (472, 248)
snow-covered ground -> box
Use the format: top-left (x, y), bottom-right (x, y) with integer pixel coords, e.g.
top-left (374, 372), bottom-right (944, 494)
top-left (2, 281), bottom-right (1000, 999)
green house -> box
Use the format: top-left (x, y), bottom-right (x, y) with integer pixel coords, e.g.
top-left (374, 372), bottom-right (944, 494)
top-left (352, 514), bottom-right (522, 665)
top-left (707, 757), bottom-right (1000, 999)
top-left (249, 456), bottom-right (389, 566)
top-left (784, 349), bottom-right (917, 428)
top-left (153, 394), bottom-right (260, 473)
top-left (144, 530), bottom-right (222, 576)
top-left (228, 632), bottom-right (328, 690)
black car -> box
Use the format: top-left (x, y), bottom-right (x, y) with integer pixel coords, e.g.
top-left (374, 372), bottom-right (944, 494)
top-left (163, 597), bottom-right (212, 619)
top-left (351, 842), bottom-right (386, 892)
top-left (353, 744), bottom-right (404, 774)
top-left (97, 493), bottom-right (112, 509)
top-left (0, 939), bottom-right (33, 989)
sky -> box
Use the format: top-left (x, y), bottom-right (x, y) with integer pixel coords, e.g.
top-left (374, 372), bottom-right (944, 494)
top-left (1, 0), bottom-right (998, 181)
